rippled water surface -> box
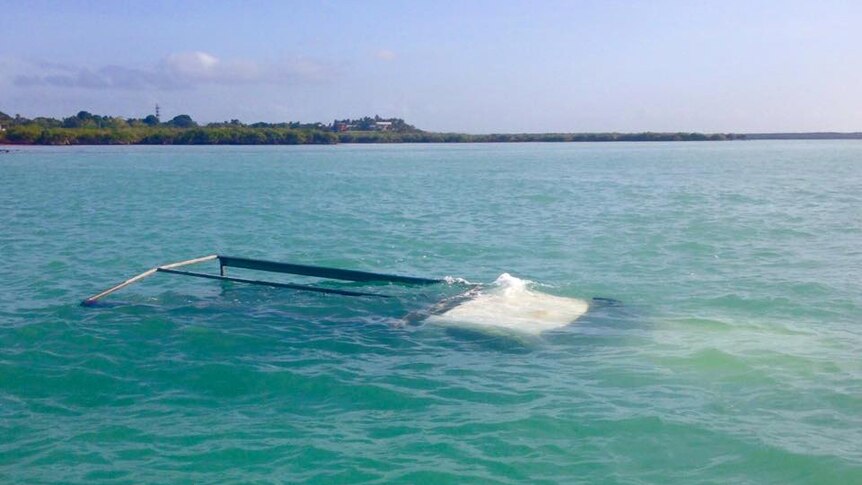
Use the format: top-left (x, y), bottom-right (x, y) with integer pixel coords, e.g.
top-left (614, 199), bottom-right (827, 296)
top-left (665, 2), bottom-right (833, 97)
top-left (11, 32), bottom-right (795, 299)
top-left (1, 142), bottom-right (860, 483)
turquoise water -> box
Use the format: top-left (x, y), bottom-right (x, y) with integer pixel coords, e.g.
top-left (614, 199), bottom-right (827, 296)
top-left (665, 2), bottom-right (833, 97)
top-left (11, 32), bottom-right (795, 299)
top-left (1, 142), bottom-right (860, 483)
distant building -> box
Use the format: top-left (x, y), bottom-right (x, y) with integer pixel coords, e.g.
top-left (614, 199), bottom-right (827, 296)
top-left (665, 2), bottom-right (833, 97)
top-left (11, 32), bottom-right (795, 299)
top-left (332, 121), bottom-right (354, 132)
top-left (330, 118), bottom-right (404, 132)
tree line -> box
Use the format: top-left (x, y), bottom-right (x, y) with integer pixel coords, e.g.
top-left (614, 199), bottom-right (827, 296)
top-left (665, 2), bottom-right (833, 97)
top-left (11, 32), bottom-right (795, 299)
top-left (0, 110), bottom-right (745, 145)
top-left (0, 111), bottom-right (341, 145)
top-left (335, 131), bottom-right (744, 143)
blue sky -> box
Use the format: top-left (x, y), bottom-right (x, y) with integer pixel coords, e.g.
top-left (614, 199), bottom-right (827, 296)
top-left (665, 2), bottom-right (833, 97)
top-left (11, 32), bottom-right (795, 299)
top-left (1, 0), bottom-right (860, 132)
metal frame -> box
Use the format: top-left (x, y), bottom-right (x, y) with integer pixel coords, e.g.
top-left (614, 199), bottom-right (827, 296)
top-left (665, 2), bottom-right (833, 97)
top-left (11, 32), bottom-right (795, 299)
top-left (81, 255), bottom-right (444, 306)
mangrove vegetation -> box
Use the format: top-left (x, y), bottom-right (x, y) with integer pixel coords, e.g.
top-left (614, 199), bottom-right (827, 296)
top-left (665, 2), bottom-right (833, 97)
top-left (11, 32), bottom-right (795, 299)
top-left (0, 110), bottom-right (748, 145)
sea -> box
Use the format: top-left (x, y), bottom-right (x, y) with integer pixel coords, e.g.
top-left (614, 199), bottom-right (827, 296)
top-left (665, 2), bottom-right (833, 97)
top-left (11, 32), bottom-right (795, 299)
top-left (1, 142), bottom-right (860, 483)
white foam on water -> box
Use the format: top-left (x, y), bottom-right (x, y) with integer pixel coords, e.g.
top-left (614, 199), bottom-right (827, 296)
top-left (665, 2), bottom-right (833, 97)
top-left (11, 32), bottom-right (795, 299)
top-left (443, 275), bottom-right (474, 285)
top-left (425, 273), bottom-right (589, 336)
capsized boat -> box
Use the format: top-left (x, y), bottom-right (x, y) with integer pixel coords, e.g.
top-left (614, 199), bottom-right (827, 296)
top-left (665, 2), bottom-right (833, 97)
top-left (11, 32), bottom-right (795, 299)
top-left (82, 255), bottom-right (600, 335)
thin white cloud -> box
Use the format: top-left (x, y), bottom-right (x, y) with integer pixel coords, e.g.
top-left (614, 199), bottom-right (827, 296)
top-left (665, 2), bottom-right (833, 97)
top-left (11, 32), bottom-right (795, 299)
top-left (164, 51), bottom-right (221, 79)
top-left (12, 52), bottom-right (335, 90)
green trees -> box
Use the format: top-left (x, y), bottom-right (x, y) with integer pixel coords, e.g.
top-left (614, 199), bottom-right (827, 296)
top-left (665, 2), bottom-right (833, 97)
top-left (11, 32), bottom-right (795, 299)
top-left (61, 111), bottom-right (118, 129)
top-left (4, 125), bottom-right (42, 143)
top-left (0, 109), bottom-right (747, 146)
top-left (167, 114), bottom-right (196, 128)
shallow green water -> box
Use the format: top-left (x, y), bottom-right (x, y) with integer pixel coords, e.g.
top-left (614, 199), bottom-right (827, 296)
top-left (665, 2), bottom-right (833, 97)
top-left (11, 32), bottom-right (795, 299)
top-left (1, 142), bottom-right (860, 483)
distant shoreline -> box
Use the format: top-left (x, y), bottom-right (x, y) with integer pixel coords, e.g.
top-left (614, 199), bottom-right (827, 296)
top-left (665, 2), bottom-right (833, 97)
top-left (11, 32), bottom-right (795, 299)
top-left (2, 132), bottom-right (861, 146)
top-left (2, 110), bottom-right (860, 145)
top-left (738, 132), bottom-right (862, 140)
